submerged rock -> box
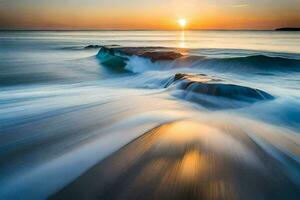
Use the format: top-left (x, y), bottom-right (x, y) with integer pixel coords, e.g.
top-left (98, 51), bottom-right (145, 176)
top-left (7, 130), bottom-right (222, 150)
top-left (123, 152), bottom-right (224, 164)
top-left (96, 46), bottom-right (183, 72)
top-left (97, 46), bottom-right (183, 63)
top-left (85, 45), bottom-right (102, 49)
top-left (173, 73), bottom-right (220, 83)
top-left (167, 73), bottom-right (274, 108)
top-left (115, 47), bottom-right (183, 62)
top-left (86, 45), bottom-right (120, 49)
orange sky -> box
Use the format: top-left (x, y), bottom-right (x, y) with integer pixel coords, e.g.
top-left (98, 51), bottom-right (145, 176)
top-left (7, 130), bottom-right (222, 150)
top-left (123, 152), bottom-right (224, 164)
top-left (0, 0), bottom-right (299, 30)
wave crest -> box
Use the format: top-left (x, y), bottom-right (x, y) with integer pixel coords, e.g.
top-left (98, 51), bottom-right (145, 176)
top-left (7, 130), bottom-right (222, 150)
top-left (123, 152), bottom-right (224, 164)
top-left (96, 46), bottom-right (300, 74)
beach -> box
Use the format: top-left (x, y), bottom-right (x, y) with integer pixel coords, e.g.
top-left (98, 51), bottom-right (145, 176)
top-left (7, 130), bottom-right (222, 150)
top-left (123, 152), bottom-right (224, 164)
top-left (51, 120), bottom-right (300, 200)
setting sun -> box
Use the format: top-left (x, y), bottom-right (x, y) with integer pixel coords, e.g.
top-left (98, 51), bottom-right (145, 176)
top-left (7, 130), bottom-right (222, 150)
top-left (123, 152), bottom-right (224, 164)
top-left (178, 19), bottom-right (187, 28)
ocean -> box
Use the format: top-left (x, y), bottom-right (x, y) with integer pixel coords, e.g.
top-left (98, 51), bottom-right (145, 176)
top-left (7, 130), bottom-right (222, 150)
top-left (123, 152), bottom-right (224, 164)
top-left (1, 30), bottom-right (300, 199)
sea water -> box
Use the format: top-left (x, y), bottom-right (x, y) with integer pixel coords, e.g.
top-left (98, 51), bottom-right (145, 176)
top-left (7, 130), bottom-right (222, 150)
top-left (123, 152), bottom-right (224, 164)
top-left (0, 30), bottom-right (300, 199)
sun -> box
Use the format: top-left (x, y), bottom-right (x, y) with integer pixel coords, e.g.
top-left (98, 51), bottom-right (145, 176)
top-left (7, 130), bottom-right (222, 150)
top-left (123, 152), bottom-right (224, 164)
top-left (178, 19), bottom-right (187, 28)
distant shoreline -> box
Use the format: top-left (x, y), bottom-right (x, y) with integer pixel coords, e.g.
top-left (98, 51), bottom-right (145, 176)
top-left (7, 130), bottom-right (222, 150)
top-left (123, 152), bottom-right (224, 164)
top-left (275, 27), bottom-right (300, 31)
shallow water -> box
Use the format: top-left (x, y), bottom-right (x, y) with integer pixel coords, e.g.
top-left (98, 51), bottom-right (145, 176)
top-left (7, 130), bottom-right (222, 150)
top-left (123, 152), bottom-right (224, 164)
top-left (0, 30), bottom-right (300, 199)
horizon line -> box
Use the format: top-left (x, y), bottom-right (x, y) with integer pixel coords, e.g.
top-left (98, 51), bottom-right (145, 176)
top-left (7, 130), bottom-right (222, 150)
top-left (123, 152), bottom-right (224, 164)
top-left (0, 28), bottom-right (278, 31)
top-left (1, 26), bottom-right (299, 31)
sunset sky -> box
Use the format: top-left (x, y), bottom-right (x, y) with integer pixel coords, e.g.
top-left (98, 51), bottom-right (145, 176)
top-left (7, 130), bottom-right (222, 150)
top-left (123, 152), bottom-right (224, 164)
top-left (0, 0), bottom-right (300, 30)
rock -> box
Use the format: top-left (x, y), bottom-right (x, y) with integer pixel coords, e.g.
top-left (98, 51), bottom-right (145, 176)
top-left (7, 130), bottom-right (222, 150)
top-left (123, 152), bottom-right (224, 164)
top-left (97, 46), bottom-right (183, 62)
top-left (85, 45), bottom-right (102, 49)
top-left (168, 73), bottom-right (274, 102)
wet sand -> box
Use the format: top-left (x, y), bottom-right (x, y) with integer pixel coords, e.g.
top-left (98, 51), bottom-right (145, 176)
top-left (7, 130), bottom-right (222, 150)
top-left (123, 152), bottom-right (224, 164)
top-left (50, 120), bottom-right (300, 200)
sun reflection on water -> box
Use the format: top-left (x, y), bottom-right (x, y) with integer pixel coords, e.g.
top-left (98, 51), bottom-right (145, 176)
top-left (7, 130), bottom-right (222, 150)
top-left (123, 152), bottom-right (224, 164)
top-left (179, 31), bottom-right (186, 48)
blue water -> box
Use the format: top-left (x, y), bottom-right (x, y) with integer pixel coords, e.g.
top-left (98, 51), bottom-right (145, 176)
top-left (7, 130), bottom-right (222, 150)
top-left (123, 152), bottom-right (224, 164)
top-left (1, 30), bottom-right (300, 199)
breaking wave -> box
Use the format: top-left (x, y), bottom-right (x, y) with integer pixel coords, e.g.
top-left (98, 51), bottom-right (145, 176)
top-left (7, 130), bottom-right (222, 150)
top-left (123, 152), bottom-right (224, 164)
top-left (96, 46), bottom-right (300, 75)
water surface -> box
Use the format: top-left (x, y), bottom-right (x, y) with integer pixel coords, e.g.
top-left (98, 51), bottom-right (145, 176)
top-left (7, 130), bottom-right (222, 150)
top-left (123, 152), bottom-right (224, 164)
top-left (1, 30), bottom-right (300, 200)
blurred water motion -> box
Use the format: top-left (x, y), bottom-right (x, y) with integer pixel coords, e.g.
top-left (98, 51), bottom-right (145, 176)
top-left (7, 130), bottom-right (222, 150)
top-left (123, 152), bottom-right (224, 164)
top-left (1, 31), bottom-right (300, 200)
top-left (52, 120), bottom-right (300, 200)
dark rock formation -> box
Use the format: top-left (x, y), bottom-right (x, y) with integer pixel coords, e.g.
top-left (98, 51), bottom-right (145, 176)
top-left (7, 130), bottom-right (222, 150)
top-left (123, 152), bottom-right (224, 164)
top-left (97, 46), bottom-right (183, 62)
top-left (167, 73), bottom-right (274, 103)
top-left (85, 45), bottom-right (102, 49)
top-left (275, 28), bottom-right (300, 31)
